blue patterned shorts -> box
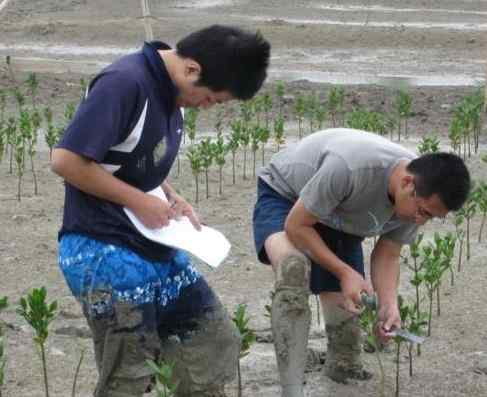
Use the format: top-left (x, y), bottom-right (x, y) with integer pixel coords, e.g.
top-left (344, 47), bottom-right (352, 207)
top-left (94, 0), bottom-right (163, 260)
top-left (59, 233), bottom-right (201, 312)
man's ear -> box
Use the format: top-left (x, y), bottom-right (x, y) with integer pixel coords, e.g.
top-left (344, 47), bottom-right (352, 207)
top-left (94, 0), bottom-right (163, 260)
top-left (184, 59), bottom-right (201, 83)
top-left (401, 174), bottom-right (414, 190)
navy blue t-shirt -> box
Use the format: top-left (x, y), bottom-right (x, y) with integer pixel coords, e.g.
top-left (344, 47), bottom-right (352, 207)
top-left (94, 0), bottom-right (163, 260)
top-left (57, 42), bottom-right (183, 261)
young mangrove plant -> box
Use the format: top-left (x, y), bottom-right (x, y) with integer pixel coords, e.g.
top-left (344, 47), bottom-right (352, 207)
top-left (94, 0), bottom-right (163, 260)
top-left (275, 80), bottom-right (285, 118)
top-left (0, 297), bottom-right (8, 397)
top-left (327, 86), bottom-right (345, 127)
top-left (212, 133), bottom-right (228, 195)
top-left (146, 358), bottom-right (178, 397)
top-left (17, 287), bottom-right (58, 397)
top-left (186, 146), bottom-right (202, 203)
top-left (183, 108), bottom-right (198, 146)
top-left (359, 294), bottom-right (385, 397)
top-left (419, 244), bottom-right (447, 336)
top-left (228, 120), bottom-right (242, 185)
top-left (417, 135), bottom-right (440, 154)
top-left (473, 182), bottom-right (487, 243)
top-left (71, 347), bottom-right (85, 397)
top-left (294, 94), bottom-right (305, 139)
top-left (232, 304), bottom-right (256, 397)
top-left (305, 93), bottom-right (319, 134)
top-left (262, 93), bottom-right (272, 130)
top-left (273, 116), bottom-right (285, 152)
top-left (394, 89), bottom-right (413, 141)
top-left (198, 137), bottom-right (214, 199)
top-left (454, 211), bottom-right (466, 272)
top-left (15, 112), bottom-right (28, 201)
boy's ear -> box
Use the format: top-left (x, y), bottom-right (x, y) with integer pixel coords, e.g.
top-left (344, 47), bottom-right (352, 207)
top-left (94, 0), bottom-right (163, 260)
top-left (401, 174), bottom-right (414, 190)
top-left (184, 59), bottom-right (201, 83)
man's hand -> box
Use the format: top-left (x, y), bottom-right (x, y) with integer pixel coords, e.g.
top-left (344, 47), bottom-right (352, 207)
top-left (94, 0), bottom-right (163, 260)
top-left (132, 194), bottom-right (175, 229)
top-left (167, 192), bottom-right (201, 231)
top-left (340, 268), bottom-right (373, 314)
top-left (375, 302), bottom-right (401, 343)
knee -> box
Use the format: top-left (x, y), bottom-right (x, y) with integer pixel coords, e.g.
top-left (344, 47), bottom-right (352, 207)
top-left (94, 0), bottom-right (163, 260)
top-left (275, 254), bottom-right (311, 290)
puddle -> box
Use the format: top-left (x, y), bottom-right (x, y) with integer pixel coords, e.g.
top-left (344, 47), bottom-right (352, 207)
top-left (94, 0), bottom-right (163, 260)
top-left (0, 43), bottom-right (136, 57)
top-left (311, 3), bottom-right (487, 16)
top-left (0, 0), bottom-right (12, 13)
top-left (245, 15), bottom-right (487, 31)
top-left (269, 69), bottom-right (485, 87)
top-left (172, 0), bottom-right (238, 8)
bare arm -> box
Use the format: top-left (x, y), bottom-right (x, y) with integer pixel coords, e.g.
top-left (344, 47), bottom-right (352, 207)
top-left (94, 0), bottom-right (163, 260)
top-left (370, 236), bottom-right (403, 336)
top-left (51, 148), bottom-right (174, 228)
top-left (285, 198), bottom-right (372, 312)
top-left (370, 237), bottom-right (402, 306)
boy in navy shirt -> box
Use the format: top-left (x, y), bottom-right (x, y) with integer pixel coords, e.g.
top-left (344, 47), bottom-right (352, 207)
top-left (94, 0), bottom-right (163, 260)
top-left (52, 25), bottom-right (270, 397)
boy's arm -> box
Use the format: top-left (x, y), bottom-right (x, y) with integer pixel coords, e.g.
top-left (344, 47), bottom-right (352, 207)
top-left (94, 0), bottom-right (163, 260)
top-left (52, 148), bottom-right (174, 229)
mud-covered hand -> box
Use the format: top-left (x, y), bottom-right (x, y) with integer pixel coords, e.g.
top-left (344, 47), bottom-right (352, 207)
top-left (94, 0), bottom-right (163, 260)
top-left (167, 191), bottom-right (201, 231)
top-left (376, 302), bottom-right (401, 344)
top-left (340, 268), bottom-right (374, 315)
top-left (132, 193), bottom-right (175, 229)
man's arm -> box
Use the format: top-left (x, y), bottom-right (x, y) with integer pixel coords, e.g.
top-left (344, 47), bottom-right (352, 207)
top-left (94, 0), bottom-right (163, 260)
top-left (51, 148), bottom-right (174, 229)
top-left (370, 236), bottom-right (403, 336)
top-left (285, 198), bottom-right (372, 313)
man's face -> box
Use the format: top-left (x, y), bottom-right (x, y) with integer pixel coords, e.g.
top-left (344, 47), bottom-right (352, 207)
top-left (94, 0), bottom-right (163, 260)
top-left (395, 178), bottom-right (449, 225)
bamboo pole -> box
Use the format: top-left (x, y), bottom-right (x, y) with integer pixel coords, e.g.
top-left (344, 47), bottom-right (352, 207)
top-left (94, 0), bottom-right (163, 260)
top-left (140, 0), bottom-right (154, 41)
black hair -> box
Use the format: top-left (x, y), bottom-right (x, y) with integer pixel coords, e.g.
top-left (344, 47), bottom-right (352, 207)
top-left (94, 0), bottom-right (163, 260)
top-left (407, 152), bottom-right (471, 211)
top-left (176, 24), bottom-right (270, 100)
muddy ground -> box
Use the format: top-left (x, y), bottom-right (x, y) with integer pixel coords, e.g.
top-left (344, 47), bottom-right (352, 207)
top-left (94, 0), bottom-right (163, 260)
top-left (1, 1), bottom-right (487, 396)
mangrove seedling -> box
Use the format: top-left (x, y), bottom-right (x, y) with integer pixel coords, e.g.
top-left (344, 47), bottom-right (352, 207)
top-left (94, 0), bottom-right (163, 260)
top-left (273, 116), bottom-right (285, 152)
top-left (186, 146), bottom-right (202, 203)
top-left (0, 297), bottom-right (8, 397)
top-left (359, 294), bottom-right (385, 397)
top-left (198, 137), bottom-right (214, 199)
top-left (17, 287), bottom-right (58, 397)
top-left (232, 304), bottom-right (256, 397)
top-left (228, 120), bottom-right (242, 184)
top-left (146, 358), bottom-right (178, 397)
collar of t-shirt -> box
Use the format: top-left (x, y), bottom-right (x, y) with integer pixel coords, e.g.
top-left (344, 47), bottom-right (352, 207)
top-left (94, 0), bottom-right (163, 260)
top-left (142, 41), bottom-right (180, 112)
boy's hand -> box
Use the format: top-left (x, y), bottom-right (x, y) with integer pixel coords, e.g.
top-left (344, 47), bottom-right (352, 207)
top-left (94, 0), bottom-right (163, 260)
top-left (132, 194), bottom-right (175, 229)
top-left (168, 193), bottom-right (201, 231)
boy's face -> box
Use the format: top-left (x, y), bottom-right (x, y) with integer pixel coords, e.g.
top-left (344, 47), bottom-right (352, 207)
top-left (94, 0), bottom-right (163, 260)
top-left (176, 84), bottom-right (233, 109)
top-left (175, 58), bottom-right (234, 109)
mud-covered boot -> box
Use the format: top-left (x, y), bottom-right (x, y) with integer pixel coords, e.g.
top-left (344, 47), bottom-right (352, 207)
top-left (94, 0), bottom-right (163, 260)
top-left (272, 254), bottom-right (311, 397)
top-left (323, 316), bottom-right (372, 384)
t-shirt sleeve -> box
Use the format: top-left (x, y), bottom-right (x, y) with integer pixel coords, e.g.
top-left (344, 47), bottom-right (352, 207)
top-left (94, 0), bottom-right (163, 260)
top-left (57, 71), bottom-right (140, 162)
top-left (300, 154), bottom-right (351, 219)
top-left (381, 223), bottom-right (419, 245)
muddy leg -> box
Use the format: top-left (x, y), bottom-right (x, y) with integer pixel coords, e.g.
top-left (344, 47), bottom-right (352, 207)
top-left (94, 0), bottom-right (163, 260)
top-left (83, 297), bottom-right (160, 397)
top-left (321, 299), bottom-right (372, 384)
top-left (272, 254), bottom-right (311, 397)
top-left (160, 291), bottom-right (240, 397)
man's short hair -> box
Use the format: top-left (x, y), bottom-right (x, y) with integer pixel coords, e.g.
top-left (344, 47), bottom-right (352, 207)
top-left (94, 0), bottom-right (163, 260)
top-left (176, 24), bottom-right (270, 100)
top-left (407, 152), bottom-right (471, 211)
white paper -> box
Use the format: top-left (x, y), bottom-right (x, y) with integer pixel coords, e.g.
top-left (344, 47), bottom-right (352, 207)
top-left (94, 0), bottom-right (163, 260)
top-left (124, 187), bottom-right (231, 268)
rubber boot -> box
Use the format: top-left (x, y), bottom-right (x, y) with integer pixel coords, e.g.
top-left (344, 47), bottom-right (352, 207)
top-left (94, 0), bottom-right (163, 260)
top-left (323, 315), bottom-right (372, 384)
top-left (271, 254), bottom-right (311, 397)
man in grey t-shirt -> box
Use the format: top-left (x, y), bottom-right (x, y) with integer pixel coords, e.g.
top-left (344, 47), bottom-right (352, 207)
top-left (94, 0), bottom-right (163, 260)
top-left (253, 128), bottom-right (470, 397)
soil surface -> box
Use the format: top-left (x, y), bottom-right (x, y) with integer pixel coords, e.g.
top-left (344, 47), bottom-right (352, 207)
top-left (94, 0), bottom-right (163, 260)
top-left (1, 1), bottom-right (487, 397)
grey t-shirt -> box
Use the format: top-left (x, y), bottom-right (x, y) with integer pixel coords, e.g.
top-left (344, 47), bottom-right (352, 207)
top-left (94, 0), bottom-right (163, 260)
top-left (259, 128), bottom-right (418, 244)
